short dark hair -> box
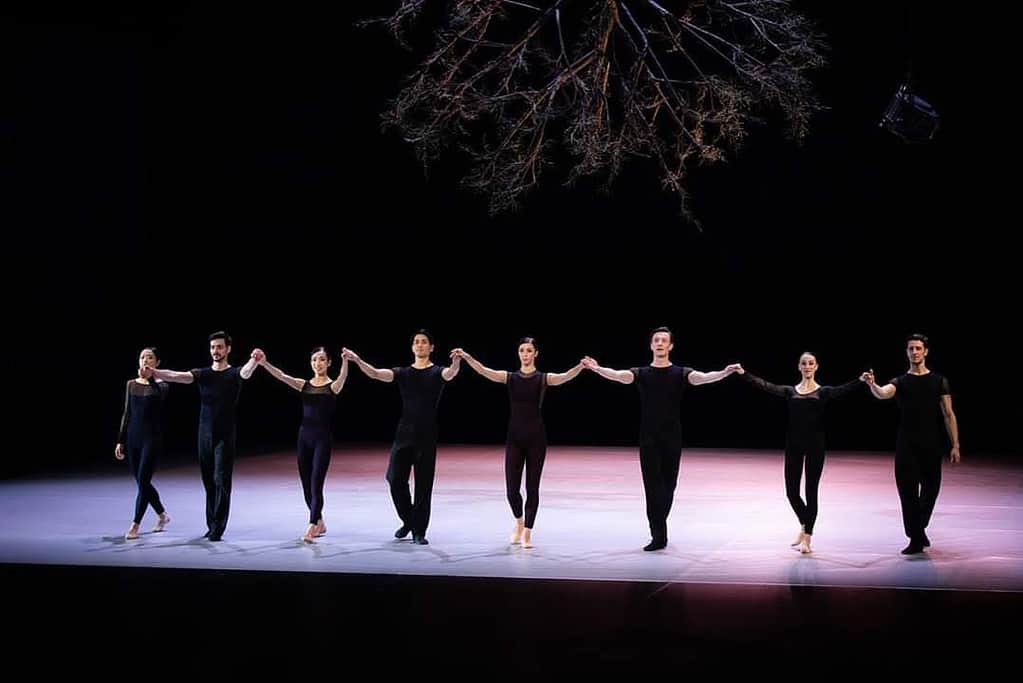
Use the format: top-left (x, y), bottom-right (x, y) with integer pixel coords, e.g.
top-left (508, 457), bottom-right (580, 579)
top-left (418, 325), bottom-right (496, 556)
top-left (906, 333), bottom-right (929, 349)
top-left (209, 331), bottom-right (232, 346)
top-left (141, 346), bottom-right (159, 361)
top-left (412, 329), bottom-right (434, 346)
top-left (649, 326), bottom-right (673, 344)
top-left (518, 337), bottom-right (538, 353)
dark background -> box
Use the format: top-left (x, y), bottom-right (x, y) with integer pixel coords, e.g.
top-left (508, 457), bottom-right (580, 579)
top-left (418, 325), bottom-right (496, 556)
top-left (8, 2), bottom-right (1014, 478)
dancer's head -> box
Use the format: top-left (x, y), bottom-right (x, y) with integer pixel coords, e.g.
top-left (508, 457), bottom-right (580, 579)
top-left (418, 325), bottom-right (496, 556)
top-left (208, 331), bottom-right (232, 362)
top-left (310, 346), bottom-right (331, 376)
top-left (411, 329), bottom-right (434, 359)
top-left (138, 347), bottom-right (160, 370)
top-left (797, 351), bottom-right (817, 380)
top-left (518, 337), bottom-right (538, 369)
top-left (906, 333), bottom-right (929, 367)
top-left (649, 326), bottom-right (674, 359)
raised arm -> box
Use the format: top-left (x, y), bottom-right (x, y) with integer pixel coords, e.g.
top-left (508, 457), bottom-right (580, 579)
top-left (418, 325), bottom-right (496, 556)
top-left (861, 370), bottom-right (895, 399)
top-left (259, 355), bottom-right (305, 392)
top-left (331, 355), bottom-right (349, 394)
top-left (581, 356), bottom-right (634, 384)
top-left (451, 349), bottom-right (507, 383)
top-left (688, 363), bottom-right (741, 385)
top-left (341, 348), bottom-right (394, 382)
top-left (240, 348), bottom-right (263, 380)
top-left (547, 361), bottom-right (584, 387)
top-left (442, 350), bottom-right (461, 381)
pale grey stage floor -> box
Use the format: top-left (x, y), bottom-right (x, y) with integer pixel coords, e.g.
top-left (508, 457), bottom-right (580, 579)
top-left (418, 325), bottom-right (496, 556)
top-left (2, 446), bottom-right (1020, 592)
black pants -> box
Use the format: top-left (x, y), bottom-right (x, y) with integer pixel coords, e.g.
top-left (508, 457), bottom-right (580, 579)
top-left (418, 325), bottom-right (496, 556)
top-left (199, 429), bottom-right (236, 538)
top-left (386, 427), bottom-right (437, 537)
top-left (639, 432), bottom-right (683, 543)
top-left (298, 428), bottom-right (332, 525)
top-left (506, 430), bottom-right (547, 529)
top-left (895, 439), bottom-right (943, 541)
top-left (126, 437), bottom-right (165, 524)
top-left (784, 438), bottom-right (826, 535)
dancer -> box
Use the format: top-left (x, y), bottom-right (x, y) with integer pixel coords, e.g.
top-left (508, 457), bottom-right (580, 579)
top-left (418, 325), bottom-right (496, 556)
top-left (583, 327), bottom-right (740, 551)
top-left (259, 347), bottom-right (348, 542)
top-left (862, 334), bottom-right (960, 554)
top-left (147, 331), bottom-right (260, 541)
top-left (115, 347), bottom-right (171, 540)
top-left (735, 353), bottom-right (864, 552)
top-left (342, 330), bottom-right (460, 545)
top-left (453, 338), bottom-right (584, 548)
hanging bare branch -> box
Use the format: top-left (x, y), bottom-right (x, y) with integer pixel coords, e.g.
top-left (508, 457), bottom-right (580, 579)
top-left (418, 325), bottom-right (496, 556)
top-left (365, 0), bottom-right (827, 222)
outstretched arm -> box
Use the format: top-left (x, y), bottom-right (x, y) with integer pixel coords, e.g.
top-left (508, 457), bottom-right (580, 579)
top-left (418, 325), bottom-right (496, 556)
top-left (688, 363), bottom-right (741, 385)
top-left (737, 366), bottom-right (790, 397)
top-left (259, 355), bottom-right (305, 391)
top-left (341, 348), bottom-right (394, 382)
top-left (147, 367), bottom-right (194, 384)
top-left (451, 349), bottom-right (507, 383)
top-left (826, 377), bottom-right (866, 400)
top-left (581, 356), bottom-right (634, 384)
top-left (861, 370), bottom-right (896, 399)
top-left (547, 362), bottom-right (584, 387)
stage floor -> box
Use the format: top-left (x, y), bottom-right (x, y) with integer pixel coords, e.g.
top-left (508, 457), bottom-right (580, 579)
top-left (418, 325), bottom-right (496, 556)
top-left (2, 446), bottom-right (1020, 592)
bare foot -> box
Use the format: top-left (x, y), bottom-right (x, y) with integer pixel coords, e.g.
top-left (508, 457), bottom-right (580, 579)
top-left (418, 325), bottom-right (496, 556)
top-left (153, 512), bottom-right (171, 533)
top-left (522, 528), bottom-right (533, 549)
top-left (510, 518), bottom-right (524, 544)
top-left (302, 525), bottom-right (317, 544)
top-left (798, 534), bottom-right (812, 554)
top-left (125, 523), bottom-right (140, 541)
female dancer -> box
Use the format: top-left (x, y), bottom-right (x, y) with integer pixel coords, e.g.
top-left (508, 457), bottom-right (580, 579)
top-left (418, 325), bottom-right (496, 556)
top-left (115, 347), bottom-right (171, 540)
top-left (260, 347), bottom-right (348, 543)
top-left (737, 352), bottom-right (864, 553)
top-left (453, 339), bottom-right (583, 548)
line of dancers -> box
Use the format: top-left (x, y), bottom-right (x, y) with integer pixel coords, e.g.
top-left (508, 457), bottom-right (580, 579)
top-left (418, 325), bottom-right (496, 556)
top-left (116, 328), bottom-right (959, 555)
